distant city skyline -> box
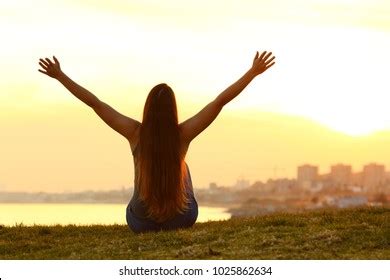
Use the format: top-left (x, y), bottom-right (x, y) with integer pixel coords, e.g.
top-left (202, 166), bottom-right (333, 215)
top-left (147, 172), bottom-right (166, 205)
top-left (2, 161), bottom-right (388, 213)
top-left (2, 161), bottom-right (388, 194)
top-left (296, 162), bottom-right (389, 192)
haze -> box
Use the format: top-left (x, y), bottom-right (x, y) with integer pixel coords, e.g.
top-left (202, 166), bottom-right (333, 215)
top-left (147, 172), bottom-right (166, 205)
top-left (1, 0), bottom-right (390, 192)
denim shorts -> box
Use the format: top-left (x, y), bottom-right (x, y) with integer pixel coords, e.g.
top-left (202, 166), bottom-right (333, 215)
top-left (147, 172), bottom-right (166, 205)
top-left (126, 196), bottom-right (198, 233)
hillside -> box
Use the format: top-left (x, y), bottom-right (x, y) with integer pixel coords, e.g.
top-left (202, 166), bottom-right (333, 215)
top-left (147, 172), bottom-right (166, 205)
top-left (0, 207), bottom-right (388, 259)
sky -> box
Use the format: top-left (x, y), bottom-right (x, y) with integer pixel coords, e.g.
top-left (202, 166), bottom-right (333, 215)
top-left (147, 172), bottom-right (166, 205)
top-left (1, 0), bottom-right (390, 192)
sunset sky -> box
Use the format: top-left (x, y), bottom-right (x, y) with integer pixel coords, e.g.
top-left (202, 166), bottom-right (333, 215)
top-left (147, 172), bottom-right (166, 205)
top-left (1, 0), bottom-right (390, 192)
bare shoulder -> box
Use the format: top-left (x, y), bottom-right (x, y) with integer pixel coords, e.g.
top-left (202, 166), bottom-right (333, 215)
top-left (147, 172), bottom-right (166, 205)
top-left (179, 123), bottom-right (190, 145)
top-left (127, 123), bottom-right (141, 152)
top-left (179, 125), bottom-right (190, 156)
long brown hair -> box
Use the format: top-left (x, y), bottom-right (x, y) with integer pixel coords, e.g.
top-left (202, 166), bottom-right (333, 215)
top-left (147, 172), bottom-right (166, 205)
top-left (137, 83), bottom-right (189, 222)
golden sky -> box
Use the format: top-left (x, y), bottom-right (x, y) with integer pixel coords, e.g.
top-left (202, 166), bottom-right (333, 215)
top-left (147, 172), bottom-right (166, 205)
top-left (1, 0), bottom-right (390, 192)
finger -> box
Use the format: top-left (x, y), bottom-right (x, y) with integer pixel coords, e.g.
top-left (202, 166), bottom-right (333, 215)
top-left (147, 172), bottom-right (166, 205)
top-left (262, 52), bottom-right (273, 61)
top-left (253, 51), bottom-right (259, 64)
top-left (265, 61), bottom-right (275, 70)
top-left (39, 62), bottom-right (48, 70)
top-left (259, 51), bottom-right (267, 60)
top-left (38, 69), bottom-right (49, 75)
top-left (39, 58), bottom-right (49, 67)
top-left (53, 56), bottom-right (60, 66)
top-left (265, 56), bottom-right (275, 65)
top-left (45, 58), bottom-right (54, 66)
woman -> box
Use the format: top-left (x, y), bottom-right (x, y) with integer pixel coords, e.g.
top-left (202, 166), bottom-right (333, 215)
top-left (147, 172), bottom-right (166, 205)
top-left (38, 51), bottom-right (275, 233)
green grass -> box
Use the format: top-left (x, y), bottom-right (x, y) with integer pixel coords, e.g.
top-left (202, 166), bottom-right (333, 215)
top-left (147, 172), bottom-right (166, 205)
top-left (1, 207), bottom-right (389, 259)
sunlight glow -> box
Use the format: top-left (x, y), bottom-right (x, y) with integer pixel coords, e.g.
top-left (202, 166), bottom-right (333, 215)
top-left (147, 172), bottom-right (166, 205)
top-left (2, 0), bottom-right (390, 191)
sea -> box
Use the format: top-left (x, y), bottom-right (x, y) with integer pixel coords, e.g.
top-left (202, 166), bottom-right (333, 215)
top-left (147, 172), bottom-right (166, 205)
top-left (0, 203), bottom-right (231, 226)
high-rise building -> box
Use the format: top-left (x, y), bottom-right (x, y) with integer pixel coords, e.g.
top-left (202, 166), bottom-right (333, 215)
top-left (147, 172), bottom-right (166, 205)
top-left (362, 163), bottom-right (385, 190)
top-left (330, 164), bottom-right (352, 186)
top-left (297, 164), bottom-right (318, 189)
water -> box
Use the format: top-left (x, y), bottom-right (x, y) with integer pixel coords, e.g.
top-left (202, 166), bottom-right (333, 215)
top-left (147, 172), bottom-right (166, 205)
top-left (0, 203), bottom-right (231, 226)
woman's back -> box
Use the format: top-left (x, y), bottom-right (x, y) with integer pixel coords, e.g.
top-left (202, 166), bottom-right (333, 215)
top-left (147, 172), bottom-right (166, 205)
top-left (126, 127), bottom-right (198, 233)
top-left (130, 125), bottom-right (191, 191)
top-left (130, 125), bottom-right (190, 160)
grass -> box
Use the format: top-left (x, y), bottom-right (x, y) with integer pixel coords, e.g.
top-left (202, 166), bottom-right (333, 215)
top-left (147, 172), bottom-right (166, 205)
top-left (0, 207), bottom-right (389, 259)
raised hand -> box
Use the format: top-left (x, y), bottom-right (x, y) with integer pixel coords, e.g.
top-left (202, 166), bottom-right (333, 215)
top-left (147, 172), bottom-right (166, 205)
top-left (250, 51), bottom-right (275, 77)
top-left (38, 56), bottom-right (63, 79)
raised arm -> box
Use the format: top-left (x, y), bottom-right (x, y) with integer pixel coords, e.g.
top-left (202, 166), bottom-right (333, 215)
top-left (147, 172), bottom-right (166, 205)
top-left (180, 51), bottom-right (275, 144)
top-left (38, 56), bottom-right (140, 141)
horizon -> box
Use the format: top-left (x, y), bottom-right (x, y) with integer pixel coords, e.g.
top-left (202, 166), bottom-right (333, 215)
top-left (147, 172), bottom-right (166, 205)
top-left (1, 158), bottom-right (389, 193)
top-left (1, 0), bottom-right (390, 192)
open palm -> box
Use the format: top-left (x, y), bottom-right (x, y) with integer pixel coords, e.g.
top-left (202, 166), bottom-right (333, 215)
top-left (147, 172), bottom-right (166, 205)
top-left (251, 51), bottom-right (275, 76)
top-left (38, 56), bottom-right (62, 79)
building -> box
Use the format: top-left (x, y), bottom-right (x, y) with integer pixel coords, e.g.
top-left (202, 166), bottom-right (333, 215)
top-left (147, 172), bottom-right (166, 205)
top-left (362, 163), bottom-right (386, 191)
top-left (266, 178), bottom-right (296, 193)
top-left (297, 164), bottom-right (318, 189)
top-left (209, 182), bottom-right (218, 190)
top-left (330, 164), bottom-right (352, 186)
top-left (234, 178), bottom-right (250, 190)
